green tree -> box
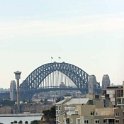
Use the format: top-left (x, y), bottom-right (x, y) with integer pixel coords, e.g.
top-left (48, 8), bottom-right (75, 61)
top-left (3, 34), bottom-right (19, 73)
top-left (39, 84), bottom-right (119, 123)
top-left (42, 106), bottom-right (56, 122)
top-left (31, 120), bottom-right (40, 124)
top-left (18, 120), bottom-right (23, 124)
top-left (25, 121), bottom-right (28, 124)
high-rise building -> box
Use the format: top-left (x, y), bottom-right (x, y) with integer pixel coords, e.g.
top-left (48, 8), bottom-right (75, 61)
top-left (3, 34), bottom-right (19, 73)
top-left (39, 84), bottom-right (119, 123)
top-left (102, 74), bottom-right (110, 90)
top-left (88, 75), bottom-right (97, 94)
top-left (10, 80), bottom-right (16, 101)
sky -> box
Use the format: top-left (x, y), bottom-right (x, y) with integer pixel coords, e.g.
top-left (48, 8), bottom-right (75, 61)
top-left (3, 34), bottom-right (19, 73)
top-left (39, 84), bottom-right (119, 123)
top-left (0, 0), bottom-right (124, 88)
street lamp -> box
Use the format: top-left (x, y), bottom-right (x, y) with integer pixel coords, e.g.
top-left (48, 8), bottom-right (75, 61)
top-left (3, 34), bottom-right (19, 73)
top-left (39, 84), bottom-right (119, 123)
top-left (14, 71), bottom-right (21, 113)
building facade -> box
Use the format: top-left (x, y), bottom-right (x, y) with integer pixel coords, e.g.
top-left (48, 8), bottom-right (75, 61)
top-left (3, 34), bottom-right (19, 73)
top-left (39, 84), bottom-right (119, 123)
top-left (102, 75), bottom-right (110, 90)
top-left (55, 95), bottom-right (123, 124)
top-left (10, 80), bottom-right (16, 101)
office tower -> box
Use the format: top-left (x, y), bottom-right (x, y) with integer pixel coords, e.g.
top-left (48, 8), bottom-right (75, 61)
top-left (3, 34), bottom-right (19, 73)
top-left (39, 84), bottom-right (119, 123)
top-left (88, 75), bottom-right (97, 94)
top-left (10, 80), bottom-right (16, 101)
top-left (102, 74), bottom-right (110, 90)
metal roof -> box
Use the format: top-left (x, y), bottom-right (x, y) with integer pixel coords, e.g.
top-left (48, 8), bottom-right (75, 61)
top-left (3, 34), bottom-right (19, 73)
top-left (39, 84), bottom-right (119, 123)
top-left (65, 98), bottom-right (89, 105)
top-left (56, 99), bottom-right (67, 105)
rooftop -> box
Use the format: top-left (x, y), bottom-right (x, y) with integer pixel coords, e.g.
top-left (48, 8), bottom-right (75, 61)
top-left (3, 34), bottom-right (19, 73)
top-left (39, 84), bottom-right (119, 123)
top-left (65, 98), bottom-right (89, 105)
top-left (56, 99), bottom-right (68, 105)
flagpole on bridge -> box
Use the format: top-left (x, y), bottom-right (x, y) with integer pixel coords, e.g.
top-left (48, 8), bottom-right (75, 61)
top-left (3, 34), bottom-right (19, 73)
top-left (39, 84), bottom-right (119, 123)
top-left (58, 57), bottom-right (61, 62)
top-left (51, 57), bottom-right (53, 63)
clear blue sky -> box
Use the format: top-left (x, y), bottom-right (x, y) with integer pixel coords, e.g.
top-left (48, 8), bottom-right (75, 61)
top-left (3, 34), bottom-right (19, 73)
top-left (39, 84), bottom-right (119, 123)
top-left (0, 0), bottom-right (124, 88)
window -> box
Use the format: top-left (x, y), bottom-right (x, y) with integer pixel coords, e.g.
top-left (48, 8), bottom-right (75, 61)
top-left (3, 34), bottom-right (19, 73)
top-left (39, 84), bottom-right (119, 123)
top-left (122, 98), bottom-right (124, 104)
top-left (95, 119), bottom-right (99, 123)
top-left (76, 118), bottom-right (80, 124)
top-left (91, 112), bottom-right (94, 115)
top-left (75, 111), bottom-right (78, 114)
top-left (59, 106), bottom-right (61, 110)
top-left (117, 98), bottom-right (121, 104)
top-left (115, 112), bottom-right (119, 116)
top-left (56, 117), bottom-right (59, 122)
top-left (56, 111), bottom-right (58, 114)
top-left (84, 120), bottom-right (88, 123)
top-left (66, 118), bottom-right (70, 124)
top-left (88, 100), bottom-right (93, 105)
top-left (103, 119), bottom-right (106, 123)
top-left (56, 106), bottom-right (58, 110)
top-left (70, 118), bottom-right (73, 124)
top-left (116, 120), bottom-right (119, 123)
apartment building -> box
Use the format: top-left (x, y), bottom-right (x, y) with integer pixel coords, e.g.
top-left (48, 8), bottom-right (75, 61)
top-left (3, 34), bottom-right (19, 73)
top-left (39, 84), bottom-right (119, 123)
top-left (56, 96), bottom-right (124, 124)
top-left (103, 85), bottom-right (123, 106)
top-left (94, 108), bottom-right (123, 124)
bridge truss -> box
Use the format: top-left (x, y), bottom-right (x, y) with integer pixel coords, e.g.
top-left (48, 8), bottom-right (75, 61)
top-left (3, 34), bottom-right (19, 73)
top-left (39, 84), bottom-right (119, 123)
top-left (20, 62), bottom-right (100, 100)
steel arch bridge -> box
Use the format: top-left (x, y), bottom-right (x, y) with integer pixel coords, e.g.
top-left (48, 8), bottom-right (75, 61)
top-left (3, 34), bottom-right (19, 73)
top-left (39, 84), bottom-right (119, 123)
top-left (19, 62), bottom-right (99, 100)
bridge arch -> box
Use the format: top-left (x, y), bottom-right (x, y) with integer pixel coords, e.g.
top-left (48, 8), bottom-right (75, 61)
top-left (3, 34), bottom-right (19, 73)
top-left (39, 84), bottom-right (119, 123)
top-left (20, 62), bottom-right (89, 93)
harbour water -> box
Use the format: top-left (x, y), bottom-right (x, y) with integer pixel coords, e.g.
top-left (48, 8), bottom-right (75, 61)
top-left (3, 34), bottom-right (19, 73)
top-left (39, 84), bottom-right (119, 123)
top-left (0, 116), bottom-right (41, 124)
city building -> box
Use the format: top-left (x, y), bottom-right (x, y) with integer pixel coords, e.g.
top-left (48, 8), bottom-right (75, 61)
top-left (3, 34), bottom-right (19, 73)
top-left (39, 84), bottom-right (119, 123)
top-left (10, 80), bottom-right (16, 101)
top-left (102, 74), bottom-right (110, 90)
top-left (116, 81), bottom-right (124, 109)
top-left (88, 75), bottom-right (101, 95)
top-left (94, 107), bottom-right (123, 124)
top-left (0, 88), bottom-right (9, 93)
top-left (103, 85), bottom-right (123, 106)
top-left (55, 95), bottom-right (121, 124)
top-left (88, 75), bottom-right (97, 94)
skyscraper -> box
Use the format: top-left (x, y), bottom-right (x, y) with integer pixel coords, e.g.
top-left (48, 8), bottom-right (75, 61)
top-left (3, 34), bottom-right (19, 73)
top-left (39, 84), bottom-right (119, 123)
top-left (102, 74), bottom-right (110, 90)
top-left (10, 80), bottom-right (16, 101)
top-left (88, 75), bottom-right (97, 94)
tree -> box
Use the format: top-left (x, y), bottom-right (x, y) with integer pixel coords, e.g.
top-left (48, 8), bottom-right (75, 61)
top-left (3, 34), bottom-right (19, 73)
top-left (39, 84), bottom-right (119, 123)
top-left (31, 120), bottom-right (40, 124)
top-left (25, 121), bottom-right (28, 124)
top-left (42, 106), bottom-right (56, 123)
top-left (18, 120), bottom-right (23, 124)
